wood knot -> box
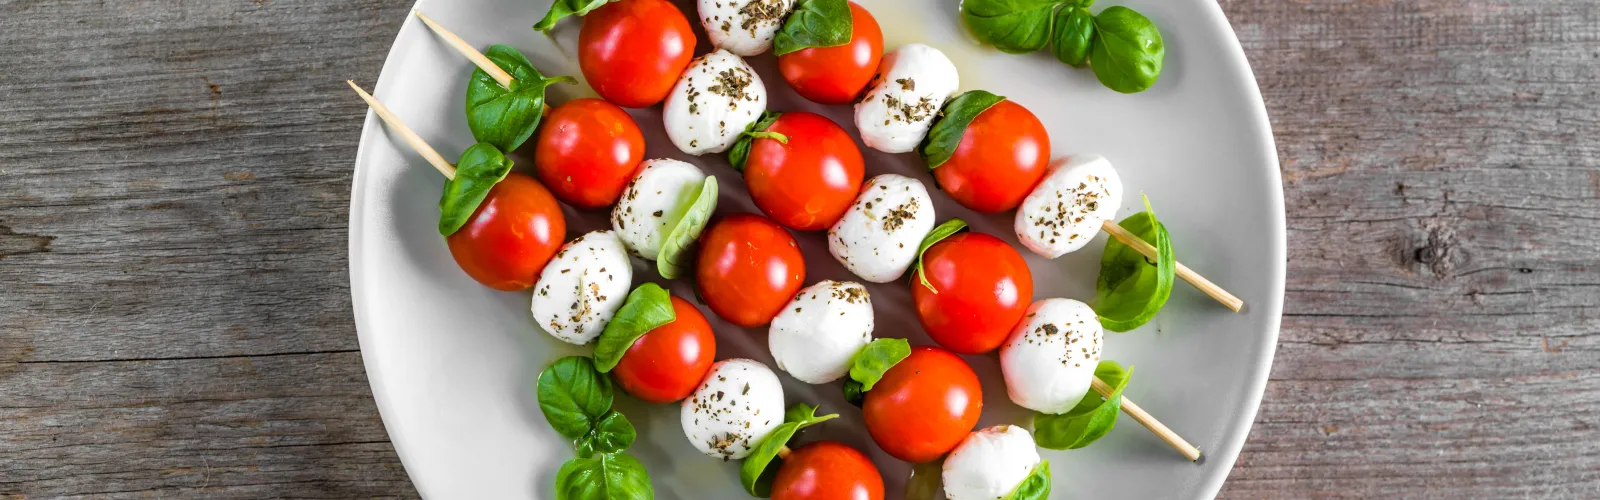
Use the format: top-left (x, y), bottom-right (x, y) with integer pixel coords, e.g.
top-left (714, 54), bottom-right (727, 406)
top-left (1414, 244), bottom-right (1445, 264)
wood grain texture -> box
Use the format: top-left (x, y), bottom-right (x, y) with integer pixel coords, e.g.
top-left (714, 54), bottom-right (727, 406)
top-left (0, 0), bottom-right (1596, 498)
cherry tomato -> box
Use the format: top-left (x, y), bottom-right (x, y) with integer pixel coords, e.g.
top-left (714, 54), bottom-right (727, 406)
top-left (445, 173), bottom-right (567, 291)
top-left (695, 214), bottom-right (806, 328)
top-left (932, 99), bottom-right (1050, 213)
top-left (579, 0), bottom-right (695, 108)
top-left (912, 232), bottom-right (1034, 354)
top-left (772, 441), bottom-right (885, 500)
top-left (863, 346), bottom-right (982, 463)
top-left (778, 2), bottom-right (883, 105)
top-left (612, 296), bottom-right (716, 404)
top-left (533, 98), bottom-right (646, 209)
top-left (744, 112), bottom-right (865, 231)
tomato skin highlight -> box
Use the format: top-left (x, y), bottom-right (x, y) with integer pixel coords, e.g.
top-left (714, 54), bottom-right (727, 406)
top-left (912, 232), bottom-right (1034, 354)
top-left (771, 441), bottom-right (885, 500)
top-left (695, 213), bottom-right (807, 328)
top-left (578, 0), bottom-right (695, 108)
top-left (862, 346), bottom-right (983, 463)
top-left (744, 112), bottom-right (865, 231)
top-left (445, 173), bottom-right (567, 291)
top-left (612, 296), bottom-right (717, 404)
top-left (932, 99), bottom-right (1051, 213)
top-left (777, 2), bottom-right (883, 105)
top-left (534, 98), bottom-right (646, 210)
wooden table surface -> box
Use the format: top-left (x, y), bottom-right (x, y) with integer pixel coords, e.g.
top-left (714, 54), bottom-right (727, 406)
top-left (2, 0), bottom-right (1597, 498)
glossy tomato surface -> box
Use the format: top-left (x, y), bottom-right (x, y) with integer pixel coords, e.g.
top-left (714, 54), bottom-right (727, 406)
top-left (695, 214), bottom-right (806, 328)
top-left (445, 172), bottom-right (566, 291)
top-left (534, 98), bottom-right (646, 209)
top-left (612, 296), bottom-right (716, 404)
top-left (777, 2), bottom-right (883, 105)
top-left (912, 232), bottom-right (1034, 354)
top-left (744, 112), bottom-right (865, 231)
top-left (862, 346), bottom-right (982, 463)
top-left (578, 0), bottom-right (694, 108)
top-left (771, 441), bottom-right (885, 500)
top-left (932, 99), bottom-right (1051, 213)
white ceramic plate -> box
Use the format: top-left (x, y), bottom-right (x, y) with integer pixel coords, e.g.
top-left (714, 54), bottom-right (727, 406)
top-left (349, 0), bottom-right (1284, 497)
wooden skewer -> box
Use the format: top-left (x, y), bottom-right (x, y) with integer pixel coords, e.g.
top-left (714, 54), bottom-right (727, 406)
top-left (1091, 376), bottom-right (1201, 462)
top-left (414, 10), bottom-right (515, 88)
top-left (346, 81), bottom-right (457, 180)
top-left (1099, 220), bottom-right (1244, 312)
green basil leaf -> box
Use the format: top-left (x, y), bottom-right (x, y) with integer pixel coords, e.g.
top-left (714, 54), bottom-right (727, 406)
top-left (534, 0), bottom-right (614, 33)
top-left (913, 219), bottom-right (969, 293)
top-left (576, 410), bottom-right (637, 458)
top-left (657, 176), bottom-right (719, 280)
top-left (842, 379), bottom-right (866, 407)
top-left (920, 90), bottom-right (1006, 169)
top-left (1033, 361), bottom-right (1130, 450)
top-left (847, 338), bottom-right (911, 392)
top-left (593, 283), bottom-right (677, 372)
top-left (960, 0), bottom-right (1062, 54)
top-left (554, 452), bottom-right (654, 500)
top-left (728, 111), bottom-right (785, 172)
top-left (1094, 195), bottom-right (1175, 332)
top-left (739, 404), bottom-right (839, 497)
top-left (465, 44), bottom-right (575, 152)
top-left (537, 356), bottom-right (615, 441)
top-left (1050, 7), bottom-right (1094, 67)
top-left (773, 0), bottom-right (853, 56)
top-left (1089, 6), bottom-right (1164, 93)
top-left (1005, 460), bottom-right (1052, 500)
top-left (438, 143), bottom-right (513, 236)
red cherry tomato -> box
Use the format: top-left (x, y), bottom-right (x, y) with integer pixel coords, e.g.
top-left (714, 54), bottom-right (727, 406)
top-left (579, 0), bottom-right (695, 108)
top-left (533, 98), bottom-right (646, 209)
top-left (744, 112), bottom-right (865, 231)
top-left (445, 173), bottom-right (567, 291)
top-left (612, 296), bottom-right (716, 404)
top-left (695, 214), bottom-right (806, 328)
top-left (863, 346), bottom-right (982, 463)
top-left (932, 99), bottom-right (1050, 213)
top-left (912, 232), bottom-right (1034, 354)
top-left (771, 441), bottom-right (885, 500)
top-left (778, 2), bottom-right (883, 105)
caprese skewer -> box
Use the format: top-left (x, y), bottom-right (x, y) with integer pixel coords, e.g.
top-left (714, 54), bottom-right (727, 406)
top-left (729, 111), bottom-right (865, 232)
top-left (534, 0), bottom-right (696, 108)
top-left (854, 43), bottom-right (960, 154)
top-left (415, 11), bottom-right (573, 154)
top-left (774, 0), bottom-right (884, 105)
top-left (664, 49), bottom-right (769, 155)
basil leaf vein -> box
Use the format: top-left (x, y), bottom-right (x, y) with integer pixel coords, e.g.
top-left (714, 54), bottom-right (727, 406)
top-left (593, 283), bottom-right (677, 372)
top-left (554, 452), bottom-right (654, 500)
top-left (920, 90), bottom-right (1006, 169)
top-left (657, 176), bottom-right (718, 280)
top-left (1089, 6), bottom-right (1164, 93)
top-left (1033, 360), bottom-right (1131, 449)
top-left (437, 143), bottom-right (513, 236)
top-left (536, 356), bottom-right (615, 441)
top-left (575, 410), bottom-right (637, 458)
top-left (465, 44), bottom-right (574, 152)
top-left (1005, 460), bottom-right (1052, 500)
top-left (847, 338), bottom-right (911, 392)
top-left (960, 0), bottom-right (1062, 54)
top-left (1094, 195), bottom-right (1175, 332)
top-left (1050, 6), bottom-right (1095, 67)
top-left (773, 0), bottom-right (853, 56)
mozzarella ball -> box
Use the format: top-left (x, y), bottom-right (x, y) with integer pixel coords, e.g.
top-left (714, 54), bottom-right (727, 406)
top-left (663, 49), bottom-right (768, 155)
top-left (699, 0), bottom-right (794, 56)
top-left (942, 425), bottom-right (1042, 500)
top-left (768, 281), bottom-right (874, 384)
top-left (681, 358), bottom-right (786, 460)
top-left (854, 44), bottom-right (960, 154)
top-left (828, 174), bottom-right (937, 283)
top-left (611, 159), bottom-right (709, 260)
top-left (999, 298), bottom-right (1103, 414)
top-left (1015, 154), bottom-right (1124, 258)
top-left (529, 231), bottom-right (633, 345)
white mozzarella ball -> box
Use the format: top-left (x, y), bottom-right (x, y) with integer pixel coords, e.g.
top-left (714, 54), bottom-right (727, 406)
top-left (942, 425), bottom-right (1042, 500)
top-left (663, 49), bottom-right (768, 155)
top-left (854, 44), bottom-right (960, 154)
top-left (699, 0), bottom-right (794, 56)
top-left (768, 281), bottom-right (874, 384)
top-left (680, 359), bottom-right (786, 460)
top-left (1015, 154), bottom-right (1124, 258)
top-left (611, 159), bottom-right (708, 261)
top-left (827, 174), bottom-right (937, 283)
top-left (529, 231), bottom-right (633, 345)
top-left (999, 298), bottom-right (1103, 414)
